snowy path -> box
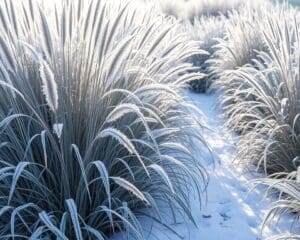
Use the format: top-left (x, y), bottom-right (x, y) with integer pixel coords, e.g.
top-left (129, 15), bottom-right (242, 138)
top-left (112, 92), bottom-right (288, 240)
top-left (186, 92), bottom-right (268, 240)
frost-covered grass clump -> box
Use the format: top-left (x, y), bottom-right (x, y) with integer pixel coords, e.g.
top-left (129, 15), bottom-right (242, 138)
top-left (151, 0), bottom-right (244, 21)
top-left (213, 3), bottom-right (300, 238)
top-left (253, 12), bottom-right (300, 239)
top-left (210, 2), bottom-right (272, 101)
top-left (215, 4), bottom-right (299, 172)
top-left (185, 16), bottom-right (226, 92)
top-left (174, 0), bottom-right (267, 93)
top-left (154, 0), bottom-right (263, 22)
top-left (0, 0), bottom-right (207, 239)
top-left (185, 0), bottom-right (243, 20)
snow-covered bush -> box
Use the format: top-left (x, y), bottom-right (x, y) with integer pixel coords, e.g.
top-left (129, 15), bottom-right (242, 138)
top-left (0, 0), bottom-right (207, 239)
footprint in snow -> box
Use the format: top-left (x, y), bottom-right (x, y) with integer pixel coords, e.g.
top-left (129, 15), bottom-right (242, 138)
top-left (219, 212), bottom-right (231, 221)
top-left (199, 213), bottom-right (212, 228)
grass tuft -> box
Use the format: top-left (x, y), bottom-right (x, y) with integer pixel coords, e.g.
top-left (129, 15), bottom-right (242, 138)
top-left (214, 2), bottom-right (300, 238)
top-left (0, 0), bottom-right (207, 239)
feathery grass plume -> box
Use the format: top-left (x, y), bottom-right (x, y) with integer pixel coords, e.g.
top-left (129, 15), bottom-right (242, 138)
top-left (214, 3), bottom-right (300, 238)
top-left (0, 0), bottom-right (207, 239)
top-left (39, 59), bottom-right (58, 112)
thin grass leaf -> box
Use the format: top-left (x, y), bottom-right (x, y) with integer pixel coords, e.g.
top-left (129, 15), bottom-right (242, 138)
top-left (111, 177), bottom-right (149, 204)
top-left (8, 162), bottom-right (30, 205)
top-left (65, 199), bottom-right (83, 240)
top-left (39, 211), bottom-right (68, 240)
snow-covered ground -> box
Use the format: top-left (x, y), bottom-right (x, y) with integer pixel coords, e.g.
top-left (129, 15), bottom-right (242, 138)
top-left (112, 92), bottom-right (290, 240)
